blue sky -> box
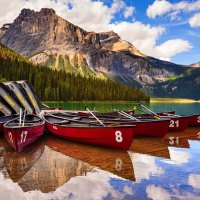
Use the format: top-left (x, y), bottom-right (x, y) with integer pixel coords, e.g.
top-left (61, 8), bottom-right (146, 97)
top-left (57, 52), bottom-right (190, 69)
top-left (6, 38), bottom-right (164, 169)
top-left (0, 0), bottom-right (200, 65)
top-left (109, 0), bottom-right (200, 65)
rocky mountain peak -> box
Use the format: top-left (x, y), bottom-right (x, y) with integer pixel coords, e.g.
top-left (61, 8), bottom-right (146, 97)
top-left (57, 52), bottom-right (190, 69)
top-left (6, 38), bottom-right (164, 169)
top-left (40, 8), bottom-right (56, 15)
top-left (1, 8), bottom-right (89, 56)
top-left (0, 8), bottom-right (179, 86)
top-left (20, 8), bottom-right (35, 18)
top-left (0, 23), bottom-right (11, 39)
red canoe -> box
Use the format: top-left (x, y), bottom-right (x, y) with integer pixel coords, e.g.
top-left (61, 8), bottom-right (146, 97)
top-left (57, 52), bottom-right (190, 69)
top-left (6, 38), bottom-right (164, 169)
top-left (3, 115), bottom-right (45, 152)
top-left (165, 115), bottom-right (191, 132)
top-left (44, 115), bottom-right (135, 150)
top-left (136, 114), bottom-right (190, 132)
top-left (128, 119), bottom-right (170, 137)
top-left (188, 114), bottom-right (200, 127)
top-left (155, 112), bottom-right (200, 128)
top-left (46, 113), bottom-right (170, 138)
top-left (0, 115), bottom-right (18, 134)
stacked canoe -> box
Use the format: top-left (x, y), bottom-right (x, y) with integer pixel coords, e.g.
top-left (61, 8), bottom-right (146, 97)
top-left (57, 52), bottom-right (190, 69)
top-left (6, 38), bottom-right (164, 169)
top-left (0, 80), bottom-right (200, 152)
top-left (0, 81), bottom-right (44, 152)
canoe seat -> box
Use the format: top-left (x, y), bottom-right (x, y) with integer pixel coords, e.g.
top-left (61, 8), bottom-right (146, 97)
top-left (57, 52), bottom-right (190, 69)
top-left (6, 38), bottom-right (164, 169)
top-left (55, 120), bottom-right (70, 125)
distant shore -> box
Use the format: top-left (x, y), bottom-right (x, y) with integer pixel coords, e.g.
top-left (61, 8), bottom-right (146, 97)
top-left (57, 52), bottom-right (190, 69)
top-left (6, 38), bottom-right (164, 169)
top-left (150, 98), bottom-right (200, 103)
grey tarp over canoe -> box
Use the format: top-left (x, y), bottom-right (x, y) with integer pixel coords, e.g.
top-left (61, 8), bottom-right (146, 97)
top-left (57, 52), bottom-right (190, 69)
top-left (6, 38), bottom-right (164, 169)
top-left (0, 96), bottom-right (13, 116)
top-left (3, 81), bottom-right (34, 114)
top-left (16, 81), bottom-right (42, 115)
top-left (0, 83), bottom-right (24, 114)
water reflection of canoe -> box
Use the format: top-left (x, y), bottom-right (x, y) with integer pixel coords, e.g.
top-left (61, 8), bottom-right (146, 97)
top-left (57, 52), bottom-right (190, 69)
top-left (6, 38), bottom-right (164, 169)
top-left (4, 114), bottom-right (45, 152)
top-left (129, 136), bottom-right (170, 159)
top-left (163, 127), bottom-right (200, 149)
top-left (0, 145), bottom-right (5, 169)
top-left (46, 135), bottom-right (135, 181)
top-left (0, 136), bottom-right (95, 193)
top-left (0, 137), bottom-right (45, 182)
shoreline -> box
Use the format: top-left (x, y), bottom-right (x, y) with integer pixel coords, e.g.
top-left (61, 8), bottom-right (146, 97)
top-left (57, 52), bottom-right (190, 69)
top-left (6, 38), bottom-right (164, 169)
top-left (150, 98), bottom-right (200, 103)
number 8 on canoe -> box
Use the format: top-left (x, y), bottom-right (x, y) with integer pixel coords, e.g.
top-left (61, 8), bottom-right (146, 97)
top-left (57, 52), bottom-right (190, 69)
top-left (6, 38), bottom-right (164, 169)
top-left (115, 131), bottom-right (123, 142)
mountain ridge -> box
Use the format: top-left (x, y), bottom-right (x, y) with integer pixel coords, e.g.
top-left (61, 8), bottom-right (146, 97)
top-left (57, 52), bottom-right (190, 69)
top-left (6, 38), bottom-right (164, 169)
top-left (190, 62), bottom-right (200, 68)
top-left (0, 8), bottom-right (183, 86)
top-left (0, 42), bottom-right (149, 101)
top-left (1, 8), bottom-right (199, 99)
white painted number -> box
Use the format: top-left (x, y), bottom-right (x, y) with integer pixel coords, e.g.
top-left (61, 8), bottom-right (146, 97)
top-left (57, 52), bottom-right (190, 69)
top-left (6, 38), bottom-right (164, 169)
top-left (169, 120), bottom-right (179, 128)
top-left (115, 131), bottom-right (123, 142)
top-left (8, 132), bottom-right (13, 143)
top-left (115, 158), bottom-right (123, 172)
top-left (169, 136), bottom-right (179, 145)
top-left (197, 132), bottom-right (200, 139)
top-left (21, 131), bottom-right (28, 143)
top-left (197, 116), bottom-right (200, 123)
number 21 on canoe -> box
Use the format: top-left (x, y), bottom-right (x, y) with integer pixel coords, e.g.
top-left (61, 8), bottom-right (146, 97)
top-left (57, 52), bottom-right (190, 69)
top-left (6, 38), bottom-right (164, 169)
top-left (167, 116), bottom-right (190, 132)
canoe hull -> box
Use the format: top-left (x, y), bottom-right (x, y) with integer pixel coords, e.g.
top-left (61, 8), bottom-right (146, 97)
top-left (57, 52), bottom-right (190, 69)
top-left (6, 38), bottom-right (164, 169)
top-left (188, 114), bottom-right (200, 127)
top-left (103, 120), bottom-right (170, 138)
top-left (167, 116), bottom-right (190, 132)
top-left (45, 122), bottom-right (134, 150)
top-left (4, 124), bottom-right (45, 152)
top-left (131, 120), bottom-right (170, 137)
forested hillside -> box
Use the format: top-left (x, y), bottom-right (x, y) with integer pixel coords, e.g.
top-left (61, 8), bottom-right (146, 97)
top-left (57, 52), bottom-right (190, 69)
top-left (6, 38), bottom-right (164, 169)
top-left (0, 43), bottom-right (149, 101)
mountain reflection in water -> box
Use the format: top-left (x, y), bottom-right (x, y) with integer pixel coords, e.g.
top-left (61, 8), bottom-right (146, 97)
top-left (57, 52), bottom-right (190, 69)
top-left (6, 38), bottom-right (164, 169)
top-left (0, 127), bottom-right (199, 199)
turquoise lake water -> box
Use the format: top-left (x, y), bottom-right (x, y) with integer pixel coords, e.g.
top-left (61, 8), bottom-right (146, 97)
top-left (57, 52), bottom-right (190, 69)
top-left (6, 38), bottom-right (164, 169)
top-left (0, 102), bottom-right (200, 200)
top-left (45, 101), bottom-right (200, 115)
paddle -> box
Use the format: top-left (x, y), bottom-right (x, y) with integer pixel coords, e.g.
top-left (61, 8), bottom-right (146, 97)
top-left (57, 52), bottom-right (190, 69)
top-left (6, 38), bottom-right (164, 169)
top-left (113, 109), bottom-right (140, 121)
top-left (85, 106), bottom-right (106, 127)
top-left (139, 103), bottom-right (160, 119)
top-left (120, 111), bottom-right (140, 121)
top-left (42, 102), bottom-right (50, 108)
top-left (19, 108), bottom-right (22, 126)
top-left (22, 109), bottom-right (26, 127)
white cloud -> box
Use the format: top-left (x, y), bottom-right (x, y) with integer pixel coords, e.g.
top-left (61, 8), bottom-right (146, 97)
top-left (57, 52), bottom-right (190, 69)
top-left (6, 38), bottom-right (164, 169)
top-left (188, 174), bottom-right (200, 189)
top-left (147, 0), bottom-right (200, 19)
top-left (123, 6), bottom-right (135, 18)
top-left (189, 13), bottom-right (200, 27)
top-left (155, 39), bottom-right (192, 60)
top-left (0, 0), bottom-right (135, 32)
top-left (168, 10), bottom-right (181, 21)
top-left (147, 0), bottom-right (172, 19)
top-left (110, 21), bottom-right (192, 61)
top-left (0, 146), bottom-right (133, 200)
top-left (128, 152), bottom-right (164, 183)
top-left (0, 168), bottom-right (130, 200)
top-left (0, 0), bottom-right (192, 61)
top-left (163, 148), bottom-right (191, 165)
top-left (146, 184), bottom-right (171, 200)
